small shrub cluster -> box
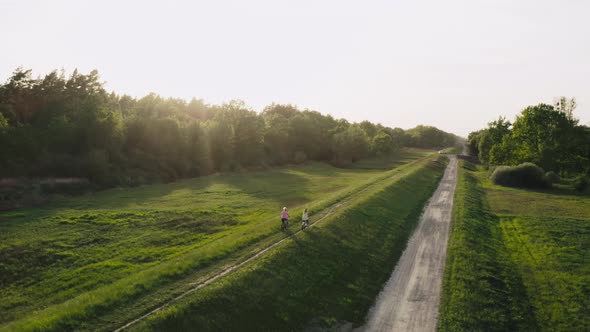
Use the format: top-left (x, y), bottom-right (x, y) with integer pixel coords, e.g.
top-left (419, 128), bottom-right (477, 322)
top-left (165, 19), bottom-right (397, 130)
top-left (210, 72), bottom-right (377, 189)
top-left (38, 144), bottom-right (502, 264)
top-left (544, 171), bottom-right (560, 184)
top-left (490, 163), bottom-right (550, 188)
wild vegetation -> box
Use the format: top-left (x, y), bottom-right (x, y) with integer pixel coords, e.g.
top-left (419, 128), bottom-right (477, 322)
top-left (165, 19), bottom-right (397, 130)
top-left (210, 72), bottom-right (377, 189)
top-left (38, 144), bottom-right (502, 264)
top-left (490, 162), bottom-right (550, 189)
top-left (0, 68), bottom-right (458, 188)
top-left (0, 150), bottom-right (438, 331)
top-left (440, 160), bottom-right (590, 331)
top-left (468, 98), bottom-right (590, 177)
top-left (442, 98), bottom-right (590, 331)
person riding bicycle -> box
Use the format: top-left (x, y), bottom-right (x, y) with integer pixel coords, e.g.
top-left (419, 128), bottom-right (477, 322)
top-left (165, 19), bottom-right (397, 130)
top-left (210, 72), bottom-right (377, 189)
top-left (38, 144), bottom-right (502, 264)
top-left (301, 208), bottom-right (310, 229)
top-left (280, 207), bottom-right (289, 229)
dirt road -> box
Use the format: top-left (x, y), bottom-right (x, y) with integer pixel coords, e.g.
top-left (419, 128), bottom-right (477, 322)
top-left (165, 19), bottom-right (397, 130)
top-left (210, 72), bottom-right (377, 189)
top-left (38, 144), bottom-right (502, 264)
top-left (360, 156), bottom-right (458, 332)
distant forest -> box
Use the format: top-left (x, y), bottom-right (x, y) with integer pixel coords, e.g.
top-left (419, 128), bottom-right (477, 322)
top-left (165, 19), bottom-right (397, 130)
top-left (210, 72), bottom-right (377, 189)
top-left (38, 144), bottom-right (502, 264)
top-left (0, 69), bottom-right (458, 187)
top-left (468, 98), bottom-right (590, 176)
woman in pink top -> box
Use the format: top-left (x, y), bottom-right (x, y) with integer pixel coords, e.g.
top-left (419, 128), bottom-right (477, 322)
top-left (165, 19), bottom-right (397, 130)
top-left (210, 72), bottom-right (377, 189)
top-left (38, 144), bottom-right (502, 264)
top-left (280, 207), bottom-right (289, 230)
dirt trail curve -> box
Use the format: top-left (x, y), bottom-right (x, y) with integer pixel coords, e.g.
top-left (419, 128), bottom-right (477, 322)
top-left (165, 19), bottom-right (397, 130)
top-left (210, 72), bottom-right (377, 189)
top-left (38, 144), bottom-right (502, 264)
top-left (360, 155), bottom-right (458, 332)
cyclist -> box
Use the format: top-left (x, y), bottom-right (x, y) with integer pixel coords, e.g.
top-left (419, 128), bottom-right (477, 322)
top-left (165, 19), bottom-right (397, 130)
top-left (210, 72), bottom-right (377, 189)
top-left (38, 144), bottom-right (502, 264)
top-left (301, 208), bottom-right (310, 229)
top-left (280, 207), bottom-right (289, 230)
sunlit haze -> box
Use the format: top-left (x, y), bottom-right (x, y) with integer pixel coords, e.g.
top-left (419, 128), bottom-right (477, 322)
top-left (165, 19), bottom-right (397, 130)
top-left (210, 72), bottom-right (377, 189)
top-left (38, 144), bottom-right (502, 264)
top-left (2, 0), bottom-right (589, 136)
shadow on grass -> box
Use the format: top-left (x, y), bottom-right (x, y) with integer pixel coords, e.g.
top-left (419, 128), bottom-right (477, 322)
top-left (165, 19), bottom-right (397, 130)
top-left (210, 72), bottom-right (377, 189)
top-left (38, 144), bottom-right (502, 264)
top-left (493, 183), bottom-right (590, 198)
top-left (216, 169), bottom-right (312, 208)
top-left (440, 164), bottom-right (540, 331)
top-left (50, 168), bottom-right (313, 211)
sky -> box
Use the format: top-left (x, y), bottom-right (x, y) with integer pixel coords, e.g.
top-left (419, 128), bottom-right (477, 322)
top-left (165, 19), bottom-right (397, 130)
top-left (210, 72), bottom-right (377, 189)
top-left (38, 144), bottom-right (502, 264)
top-left (1, 0), bottom-right (589, 137)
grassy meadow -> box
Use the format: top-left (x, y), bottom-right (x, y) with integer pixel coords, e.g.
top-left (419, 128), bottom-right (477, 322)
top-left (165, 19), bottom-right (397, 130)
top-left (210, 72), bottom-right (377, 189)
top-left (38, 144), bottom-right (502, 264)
top-left (131, 155), bottom-right (449, 331)
top-left (440, 161), bottom-right (590, 331)
top-left (0, 149), bottom-right (434, 331)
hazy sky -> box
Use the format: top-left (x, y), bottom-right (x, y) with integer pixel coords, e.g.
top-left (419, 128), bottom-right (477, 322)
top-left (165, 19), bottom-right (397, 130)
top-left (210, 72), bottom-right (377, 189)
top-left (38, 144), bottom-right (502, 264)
top-left (1, 0), bottom-right (589, 136)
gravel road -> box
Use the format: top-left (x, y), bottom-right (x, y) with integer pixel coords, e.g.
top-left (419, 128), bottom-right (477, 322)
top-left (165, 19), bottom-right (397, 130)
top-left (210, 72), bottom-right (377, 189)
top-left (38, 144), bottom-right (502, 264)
top-left (360, 156), bottom-right (458, 332)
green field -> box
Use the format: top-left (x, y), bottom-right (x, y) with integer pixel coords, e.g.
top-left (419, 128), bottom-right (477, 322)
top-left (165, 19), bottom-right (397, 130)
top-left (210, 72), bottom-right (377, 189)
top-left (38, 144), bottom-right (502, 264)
top-left (440, 161), bottom-right (590, 331)
top-left (132, 155), bottom-right (448, 331)
top-left (0, 149), bottom-right (436, 331)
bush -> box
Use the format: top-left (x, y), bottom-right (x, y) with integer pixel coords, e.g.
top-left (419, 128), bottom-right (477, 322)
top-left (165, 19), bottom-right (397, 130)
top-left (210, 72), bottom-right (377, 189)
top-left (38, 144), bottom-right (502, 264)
top-left (573, 175), bottom-right (588, 192)
top-left (490, 163), bottom-right (550, 188)
top-left (545, 171), bottom-right (560, 184)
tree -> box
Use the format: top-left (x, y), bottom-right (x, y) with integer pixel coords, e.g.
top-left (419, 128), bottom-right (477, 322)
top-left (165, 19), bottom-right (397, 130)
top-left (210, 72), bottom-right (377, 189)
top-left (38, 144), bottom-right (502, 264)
top-left (468, 102), bottom-right (589, 175)
top-left (205, 119), bottom-right (233, 171)
top-left (489, 135), bottom-right (517, 165)
top-left (383, 127), bottom-right (406, 151)
top-left (0, 67), bottom-right (463, 188)
top-left (554, 96), bottom-right (576, 121)
top-left (187, 98), bottom-right (214, 121)
top-left (332, 125), bottom-right (370, 163)
top-left (478, 117), bottom-right (511, 164)
top-left (359, 120), bottom-right (378, 138)
top-left (262, 107), bottom-right (291, 164)
top-left (371, 130), bottom-right (394, 156)
top-left (261, 103), bottom-right (298, 119)
top-left (0, 68), bottom-right (37, 125)
top-left (186, 122), bottom-right (211, 176)
top-left (230, 109), bottom-right (264, 166)
top-left (467, 130), bottom-right (484, 157)
top-left (511, 104), bottom-right (576, 172)
top-left (0, 113), bottom-right (8, 128)
top-left (406, 125), bottom-right (457, 149)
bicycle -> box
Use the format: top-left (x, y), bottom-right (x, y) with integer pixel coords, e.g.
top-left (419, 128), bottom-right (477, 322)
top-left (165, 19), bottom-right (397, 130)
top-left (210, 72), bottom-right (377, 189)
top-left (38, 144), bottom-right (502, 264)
top-left (301, 219), bottom-right (310, 230)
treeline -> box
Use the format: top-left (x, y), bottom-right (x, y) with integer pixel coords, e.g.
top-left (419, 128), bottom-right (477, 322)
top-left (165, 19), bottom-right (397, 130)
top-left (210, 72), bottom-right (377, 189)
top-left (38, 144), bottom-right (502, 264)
top-left (468, 98), bottom-right (590, 176)
top-left (0, 68), bottom-right (458, 186)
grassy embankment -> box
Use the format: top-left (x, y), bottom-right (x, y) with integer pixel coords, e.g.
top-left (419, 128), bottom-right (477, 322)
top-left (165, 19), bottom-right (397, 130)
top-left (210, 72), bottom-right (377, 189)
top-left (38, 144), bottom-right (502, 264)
top-left (0, 149), bottom-right (432, 331)
top-left (440, 161), bottom-right (590, 331)
top-left (131, 155), bottom-right (449, 331)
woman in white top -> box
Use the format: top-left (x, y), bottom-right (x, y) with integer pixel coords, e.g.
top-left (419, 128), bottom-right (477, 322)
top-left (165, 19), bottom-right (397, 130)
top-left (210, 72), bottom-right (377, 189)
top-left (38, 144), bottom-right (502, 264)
top-left (301, 208), bottom-right (310, 230)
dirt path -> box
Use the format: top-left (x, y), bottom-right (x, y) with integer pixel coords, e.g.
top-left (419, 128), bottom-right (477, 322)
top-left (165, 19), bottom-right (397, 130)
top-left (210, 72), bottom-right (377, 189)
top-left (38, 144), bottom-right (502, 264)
top-left (360, 156), bottom-right (458, 332)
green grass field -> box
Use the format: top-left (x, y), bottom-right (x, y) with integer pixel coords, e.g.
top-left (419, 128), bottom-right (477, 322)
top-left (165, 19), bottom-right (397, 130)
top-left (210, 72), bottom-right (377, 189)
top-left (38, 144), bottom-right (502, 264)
top-left (440, 161), bottom-right (590, 331)
top-left (131, 155), bottom-right (448, 331)
top-left (0, 149), bottom-right (435, 331)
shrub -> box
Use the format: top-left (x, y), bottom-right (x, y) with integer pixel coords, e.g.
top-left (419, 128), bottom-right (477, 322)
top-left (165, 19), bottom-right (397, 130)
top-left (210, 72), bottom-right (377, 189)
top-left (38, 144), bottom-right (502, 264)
top-left (545, 171), bottom-right (560, 184)
top-left (490, 163), bottom-right (550, 188)
top-left (573, 175), bottom-right (588, 192)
